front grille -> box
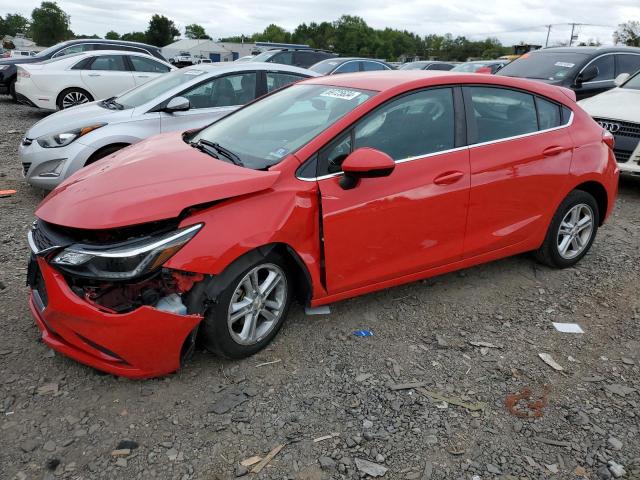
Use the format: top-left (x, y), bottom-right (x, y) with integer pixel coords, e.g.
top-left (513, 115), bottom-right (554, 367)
top-left (34, 265), bottom-right (48, 307)
top-left (31, 221), bottom-right (58, 252)
top-left (594, 118), bottom-right (640, 139)
top-left (22, 162), bottom-right (31, 176)
top-left (614, 149), bottom-right (632, 163)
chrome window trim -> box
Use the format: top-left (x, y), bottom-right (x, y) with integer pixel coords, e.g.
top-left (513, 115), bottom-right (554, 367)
top-left (296, 112), bottom-right (574, 182)
top-left (579, 52), bottom-right (640, 84)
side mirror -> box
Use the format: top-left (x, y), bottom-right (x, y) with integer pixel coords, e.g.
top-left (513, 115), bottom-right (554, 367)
top-left (339, 147), bottom-right (395, 190)
top-left (614, 72), bottom-right (630, 87)
top-left (164, 96), bottom-right (190, 113)
top-left (575, 65), bottom-right (599, 86)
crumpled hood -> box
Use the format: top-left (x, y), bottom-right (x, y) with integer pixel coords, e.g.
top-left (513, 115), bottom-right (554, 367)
top-left (26, 102), bottom-right (132, 139)
top-left (36, 132), bottom-right (280, 229)
top-left (579, 88), bottom-right (640, 123)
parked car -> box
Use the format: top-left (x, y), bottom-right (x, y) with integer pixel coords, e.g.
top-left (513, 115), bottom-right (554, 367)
top-left (399, 61), bottom-right (459, 71)
top-left (194, 58), bottom-right (213, 65)
top-left (249, 48), bottom-right (337, 68)
top-left (10, 50), bottom-right (37, 58)
top-left (20, 63), bottom-right (319, 189)
top-left (579, 69), bottom-right (640, 173)
top-left (0, 38), bottom-right (165, 100)
top-left (451, 60), bottom-right (509, 74)
top-left (26, 71), bottom-right (618, 378)
top-left (234, 55), bottom-right (255, 63)
top-left (309, 57), bottom-right (393, 75)
top-left (15, 50), bottom-right (175, 111)
top-left (498, 46), bottom-right (640, 100)
top-left (170, 51), bottom-right (194, 67)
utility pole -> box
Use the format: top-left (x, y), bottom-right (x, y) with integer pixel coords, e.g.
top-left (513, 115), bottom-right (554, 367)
top-left (568, 23), bottom-right (581, 46)
top-left (545, 25), bottom-right (552, 47)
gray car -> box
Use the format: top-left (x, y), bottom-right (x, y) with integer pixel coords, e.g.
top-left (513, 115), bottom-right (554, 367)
top-left (20, 63), bottom-right (319, 189)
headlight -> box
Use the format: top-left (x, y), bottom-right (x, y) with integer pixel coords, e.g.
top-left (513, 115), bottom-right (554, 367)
top-left (51, 224), bottom-right (202, 280)
top-left (37, 124), bottom-right (106, 148)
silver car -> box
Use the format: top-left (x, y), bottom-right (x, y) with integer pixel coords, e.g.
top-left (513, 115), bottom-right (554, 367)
top-left (20, 63), bottom-right (319, 189)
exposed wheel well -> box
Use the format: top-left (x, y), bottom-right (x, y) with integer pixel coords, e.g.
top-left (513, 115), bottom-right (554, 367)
top-left (85, 143), bottom-right (130, 167)
top-left (269, 243), bottom-right (313, 305)
top-left (574, 181), bottom-right (608, 225)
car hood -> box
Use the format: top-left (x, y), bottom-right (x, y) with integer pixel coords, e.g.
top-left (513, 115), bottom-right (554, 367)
top-left (578, 88), bottom-right (640, 122)
top-left (0, 56), bottom-right (39, 66)
top-left (26, 102), bottom-right (133, 139)
top-left (36, 132), bottom-right (281, 230)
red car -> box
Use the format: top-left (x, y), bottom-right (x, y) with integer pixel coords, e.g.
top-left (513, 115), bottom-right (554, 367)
top-left (27, 71), bottom-right (619, 378)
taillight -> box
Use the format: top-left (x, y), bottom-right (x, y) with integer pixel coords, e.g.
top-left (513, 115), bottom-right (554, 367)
top-left (602, 130), bottom-right (615, 150)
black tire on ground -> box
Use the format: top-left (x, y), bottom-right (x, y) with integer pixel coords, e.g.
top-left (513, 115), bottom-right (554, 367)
top-left (56, 88), bottom-right (94, 110)
top-left (535, 189), bottom-right (599, 268)
top-left (9, 78), bottom-right (16, 101)
top-left (85, 144), bottom-right (128, 167)
top-left (200, 252), bottom-right (292, 359)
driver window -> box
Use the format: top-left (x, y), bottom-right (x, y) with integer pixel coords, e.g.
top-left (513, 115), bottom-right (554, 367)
top-left (355, 88), bottom-right (455, 160)
top-left (182, 72), bottom-right (257, 109)
top-left (587, 55), bottom-right (614, 82)
top-left (53, 44), bottom-right (93, 58)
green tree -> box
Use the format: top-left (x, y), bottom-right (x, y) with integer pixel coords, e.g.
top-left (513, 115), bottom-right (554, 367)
top-left (105, 30), bottom-right (120, 40)
top-left (614, 21), bottom-right (640, 47)
top-left (145, 14), bottom-right (179, 46)
top-left (1, 13), bottom-right (30, 37)
top-left (121, 31), bottom-right (147, 43)
top-left (185, 23), bottom-right (210, 39)
top-left (253, 24), bottom-right (291, 43)
top-left (30, 2), bottom-right (71, 46)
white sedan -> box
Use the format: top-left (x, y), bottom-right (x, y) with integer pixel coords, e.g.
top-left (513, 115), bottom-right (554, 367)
top-left (15, 50), bottom-right (175, 111)
top-left (19, 62), bottom-right (319, 189)
top-left (579, 71), bottom-right (640, 175)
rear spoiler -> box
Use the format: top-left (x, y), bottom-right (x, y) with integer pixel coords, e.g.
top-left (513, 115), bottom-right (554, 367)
top-left (557, 86), bottom-right (577, 103)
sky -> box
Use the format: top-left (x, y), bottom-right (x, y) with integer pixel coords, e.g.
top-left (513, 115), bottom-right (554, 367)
top-left (1, 0), bottom-right (639, 47)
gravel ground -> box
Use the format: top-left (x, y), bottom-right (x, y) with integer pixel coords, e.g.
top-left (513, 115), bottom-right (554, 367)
top-left (0, 96), bottom-right (639, 480)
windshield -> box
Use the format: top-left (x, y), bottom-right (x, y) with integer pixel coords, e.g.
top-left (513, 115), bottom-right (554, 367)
top-left (250, 51), bottom-right (277, 62)
top-left (309, 59), bottom-right (342, 74)
top-left (191, 84), bottom-right (376, 169)
top-left (622, 71), bottom-right (640, 90)
top-left (399, 62), bottom-right (427, 70)
top-left (34, 42), bottom-right (69, 58)
top-left (498, 52), bottom-right (588, 81)
top-left (451, 62), bottom-right (493, 72)
top-left (116, 68), bottom-right (207, 108)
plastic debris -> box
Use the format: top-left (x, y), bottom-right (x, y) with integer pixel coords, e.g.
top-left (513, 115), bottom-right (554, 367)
top-left (552, 322), bottom-right (584, 333)
top-left (305, 305), bottom-right (331, 315)
top-left (313, 433), bottom-right (339, 443)
top-left (538, 353), bottom-right (564, 371)
top-left (255, 359), bottom-right (281, 368)
top-left (416, 387), bottom-right (485, 411)
top-left (240, 456), bottom-right (262, 467)
top-left (505, 385), bottom-right (550, 418)
top-left (352, 329), bottom-right (374, 337)
top-left (251, 444), bottom-right (285, 474)
top-left (0, 189), bottom-right (16, 198)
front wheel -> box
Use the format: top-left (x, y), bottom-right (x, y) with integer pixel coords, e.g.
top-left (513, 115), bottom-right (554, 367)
top-left (536, 190), bottom-right (599, 268)
top-left (200, 254), bottom-right (292, 359)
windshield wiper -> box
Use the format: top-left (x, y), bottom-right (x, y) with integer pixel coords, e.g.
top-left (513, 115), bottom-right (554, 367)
top-left (195, 139), bottom-right (244, 166)
top-left (102, 96), bottom-right (124, 110)
top-left (189, 139), bottom-right (220, 159)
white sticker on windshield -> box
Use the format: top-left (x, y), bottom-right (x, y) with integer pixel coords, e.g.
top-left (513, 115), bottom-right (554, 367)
top-left (184, 69), bottom-right (205, 75)
top-left (320, 88), bottom-right (361, 100)
top-left (269, 147), bottom-right (289, 159)
top-left (554, 62), bottom-right (575, 68)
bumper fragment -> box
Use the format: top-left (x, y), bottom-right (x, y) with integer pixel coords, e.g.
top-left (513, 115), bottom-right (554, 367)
top-left (29, 257), bottom-right (202, 378)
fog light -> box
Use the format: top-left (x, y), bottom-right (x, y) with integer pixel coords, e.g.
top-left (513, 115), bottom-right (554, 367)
top-left (39, 159), bottom-right (66, 177)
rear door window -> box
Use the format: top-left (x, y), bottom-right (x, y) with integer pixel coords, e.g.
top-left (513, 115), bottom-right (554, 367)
top-left (616, 54), bottom-right (640, 76)
top-left (362, 61), bottom-right (388, 71)
top-left (466, 87), bottom-right (538, 143)
top-left (266, 72), bottom-right (307, 93)
top-left (129, 55), bottom-right (171, 73)
top-left (334, 61), bottom-right (360, 74)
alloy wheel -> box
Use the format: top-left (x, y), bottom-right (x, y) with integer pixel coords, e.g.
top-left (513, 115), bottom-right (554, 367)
top-left (556, 203), bottom-right (594, 260)
top-left (227, 264), bottom-right (287, 346)
top-left (62, 91), bottom-right (90, 109)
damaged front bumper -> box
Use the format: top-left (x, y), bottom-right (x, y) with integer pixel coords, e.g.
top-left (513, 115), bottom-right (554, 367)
top-left (28, 256), bottom-right (202, 378)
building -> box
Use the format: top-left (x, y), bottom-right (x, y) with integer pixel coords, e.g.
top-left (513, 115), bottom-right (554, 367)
top-left (161, 39), bottom-right (256, 62)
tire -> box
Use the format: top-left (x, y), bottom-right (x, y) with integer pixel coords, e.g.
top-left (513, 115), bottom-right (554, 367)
top-left (85, 144), bottom-right (127, 167)
top-left (9, 78), bottom-right (16, 101)
top-left (535, 190), bottom-right (599, 268)
top-left (57, 88), bottom-right (93, 110)
top-left (200, 253), bottom-right (292, 359)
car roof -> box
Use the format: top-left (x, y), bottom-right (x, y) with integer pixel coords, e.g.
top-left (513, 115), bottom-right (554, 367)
top-left (302, 70), bottom-right (575, 104)
top-left (179, 61), bottom-right (321, 76)
top-left (532, 46), bottom-right (640, 55)
top-left (59, 38), bottom-right (159, 50)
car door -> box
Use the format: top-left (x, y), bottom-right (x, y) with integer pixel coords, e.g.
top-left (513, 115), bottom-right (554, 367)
top-left (463, 86), bottom-right (573, 258)
top-left (576, 54), bottom-right (615, 99)
top-left (317, 87), bottom-right (470, 294)
top-left (127, 55), bottom-right (172, 86)
top-left (160, 71), bottom-right (258, 133)
top-left (80, 55), bottom-right (135, 99)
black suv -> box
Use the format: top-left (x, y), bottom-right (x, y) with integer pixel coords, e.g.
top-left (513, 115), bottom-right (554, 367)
top-left (497, 46), bottom-right (640, 100)
top-left (0, 39), bottom-right (165, 100)
top-left (249, 48), bottom-right (337, 69)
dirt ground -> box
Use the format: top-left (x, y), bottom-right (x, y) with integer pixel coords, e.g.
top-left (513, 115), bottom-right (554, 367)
top-left (0, 96), bottom-right (639, 480)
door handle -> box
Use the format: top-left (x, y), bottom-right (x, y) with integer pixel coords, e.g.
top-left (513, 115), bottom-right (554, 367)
top-left (136, 75), bottom-right (150, 78)
top-left (87, 73), bottom-right (101, 77)
top-left (433, 171), bottom-right (464, 185)
top-left (542, 146), bottom-right (566, 157)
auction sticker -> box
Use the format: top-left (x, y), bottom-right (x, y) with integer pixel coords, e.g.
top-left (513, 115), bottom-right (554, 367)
top-left (554, 62), bottom-right (575, 68)
top-left (320, 88), bottom-right (361, 100)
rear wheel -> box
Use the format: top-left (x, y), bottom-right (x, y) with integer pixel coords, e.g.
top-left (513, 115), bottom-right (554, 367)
top-left (57, 88), bottom-right (93, 110)
top-left (200, 254), bottom-right (292, 359)
top-left (536, 190), bottom-right (599, 268)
